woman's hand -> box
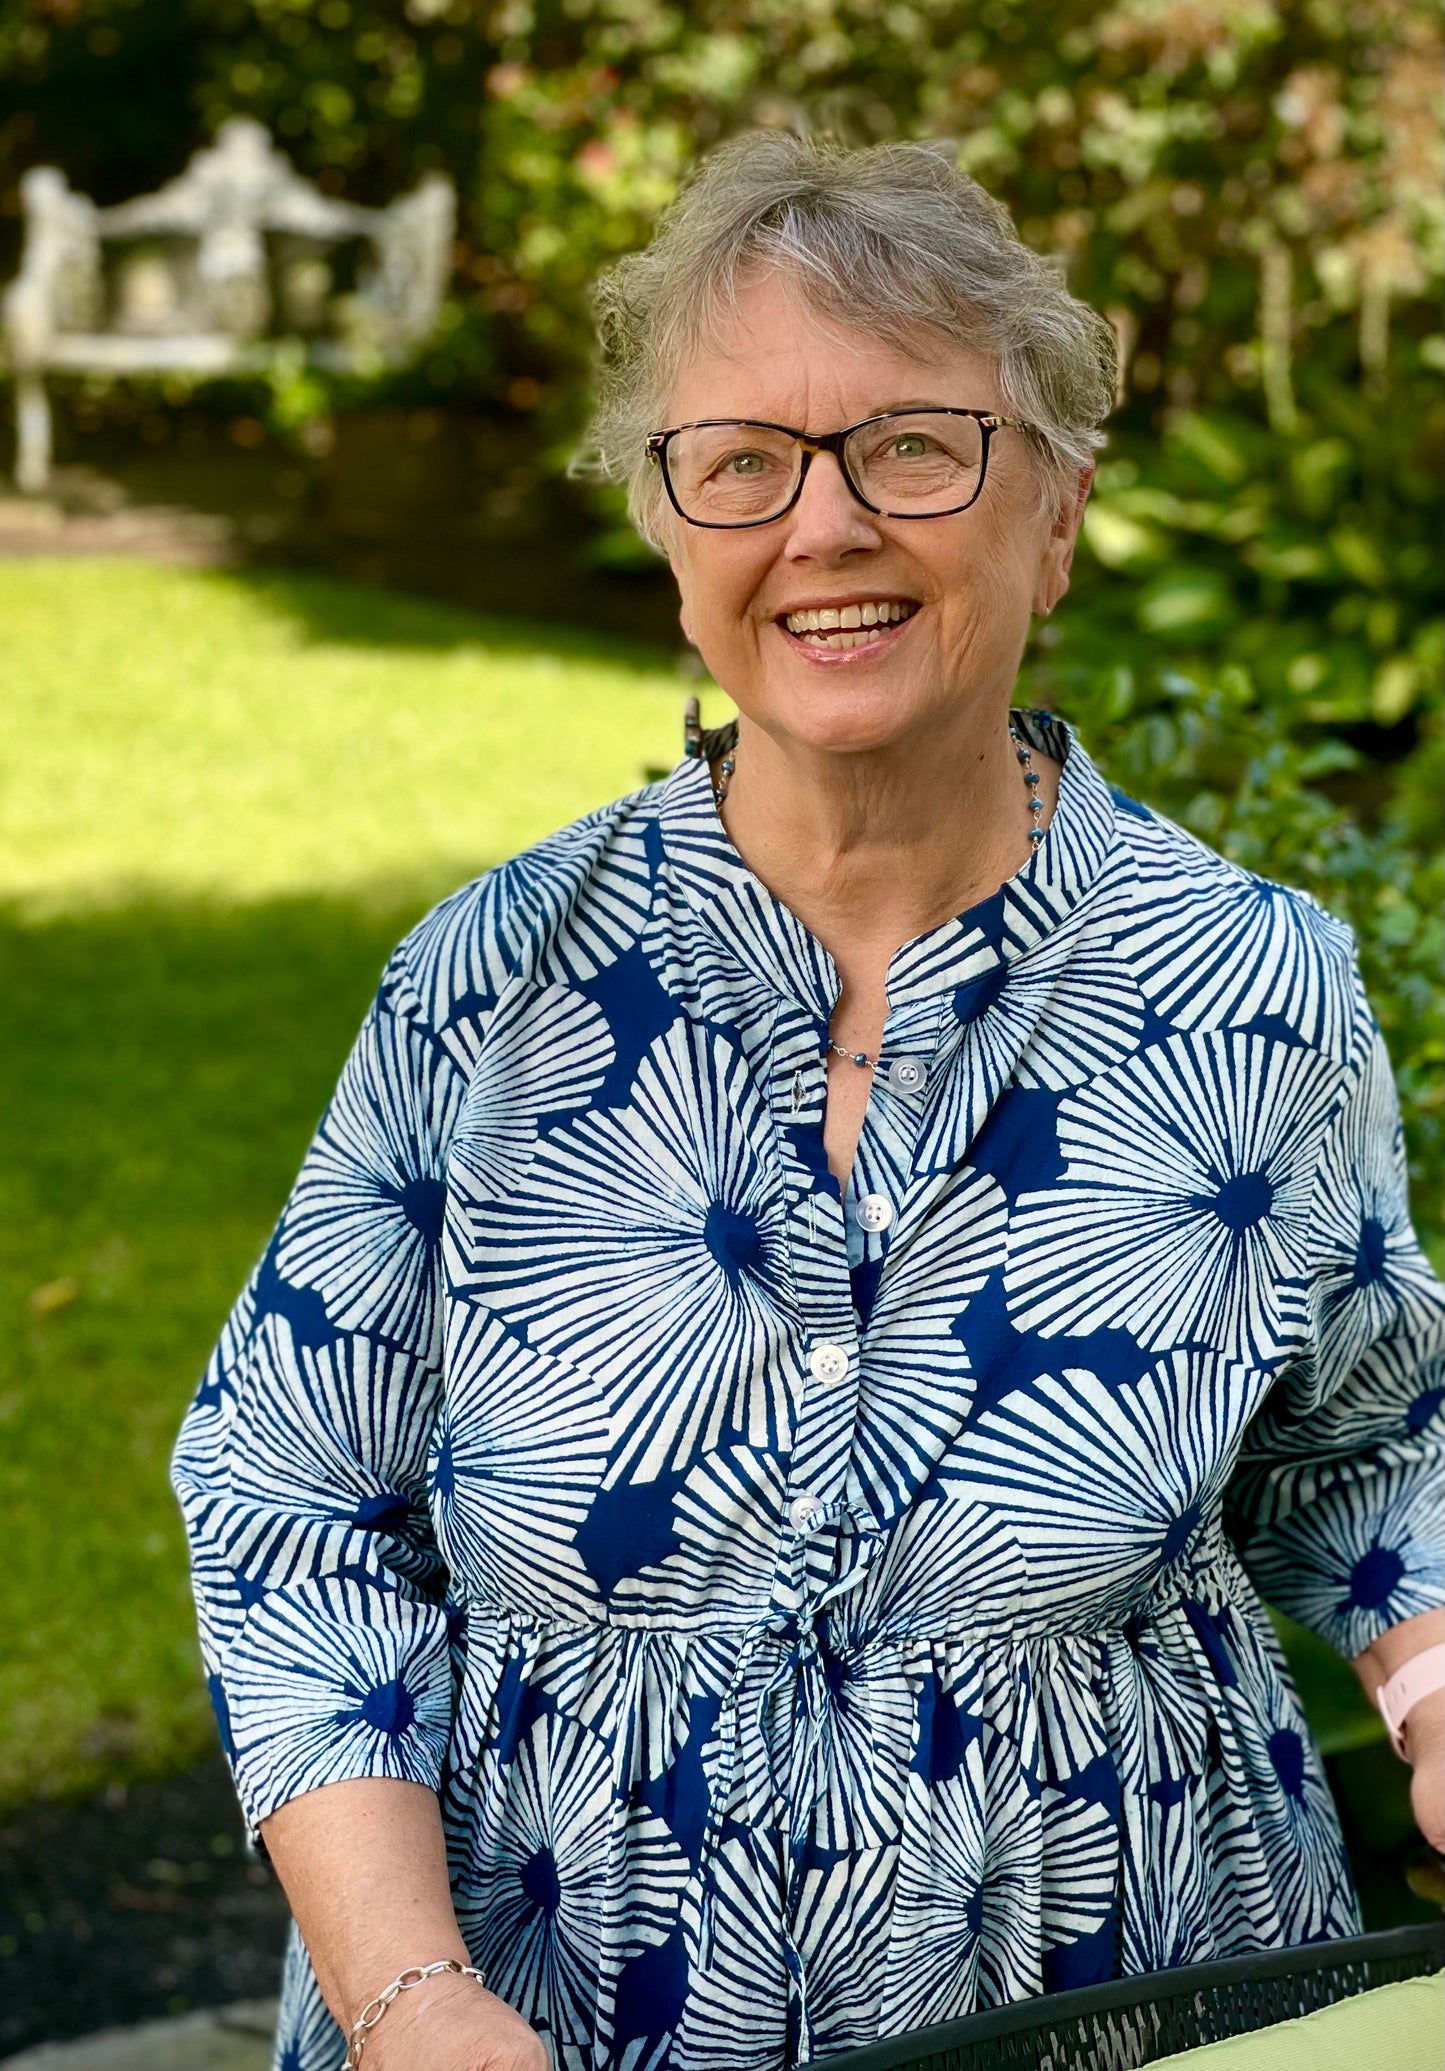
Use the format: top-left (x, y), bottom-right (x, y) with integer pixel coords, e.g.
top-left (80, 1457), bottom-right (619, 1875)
top-left (1405, 1695), bottom-right (1445, 1856)
top-left (363, 1970), bottom-right (549, 2071)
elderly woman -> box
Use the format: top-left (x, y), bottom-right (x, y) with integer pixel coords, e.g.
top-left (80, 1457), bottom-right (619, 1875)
top-left (173, 134), bottom-right (1444, 2071)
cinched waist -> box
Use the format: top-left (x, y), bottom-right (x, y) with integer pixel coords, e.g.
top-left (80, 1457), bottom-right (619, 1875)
top-left (453, 1550), bottom-right (1252, 1650)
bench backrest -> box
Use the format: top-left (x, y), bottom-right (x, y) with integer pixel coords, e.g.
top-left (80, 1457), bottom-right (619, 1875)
top-left (4, 117), bottom-right (454, 370)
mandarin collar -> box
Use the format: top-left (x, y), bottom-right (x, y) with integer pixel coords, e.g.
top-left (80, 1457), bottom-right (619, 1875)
top-left (656, 710), bottom-right (1118, 1019)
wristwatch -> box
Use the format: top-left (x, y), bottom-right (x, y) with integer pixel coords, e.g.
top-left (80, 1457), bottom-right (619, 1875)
top-left (1375, 1642), bottom-right (1445, 1759)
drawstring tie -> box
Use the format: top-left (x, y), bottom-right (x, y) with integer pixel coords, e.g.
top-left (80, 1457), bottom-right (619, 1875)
top-left (695, 1502), bottom-right (880, 2059)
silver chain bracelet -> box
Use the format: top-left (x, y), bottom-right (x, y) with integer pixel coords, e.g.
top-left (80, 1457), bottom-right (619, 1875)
top-left (345, 1958), bottom-right (489, 2068)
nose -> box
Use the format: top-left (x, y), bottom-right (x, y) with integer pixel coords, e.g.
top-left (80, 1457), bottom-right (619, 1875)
top-left (782, 447), bottom-right (881, 562)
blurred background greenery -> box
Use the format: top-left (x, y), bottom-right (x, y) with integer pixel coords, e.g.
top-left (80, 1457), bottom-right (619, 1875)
top-left (0, 0), bottom-right (1441, 1966)
top-left (3, 0), bottom-right (1439, 1217)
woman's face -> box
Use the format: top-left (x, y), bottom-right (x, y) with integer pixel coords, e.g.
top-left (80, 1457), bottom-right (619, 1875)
top-left (662, 268), bottom-right (1088, 756)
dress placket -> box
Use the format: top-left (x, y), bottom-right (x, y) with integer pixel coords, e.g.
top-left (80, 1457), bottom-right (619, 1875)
top-left (772, 1016), bottom-right (859, 1605)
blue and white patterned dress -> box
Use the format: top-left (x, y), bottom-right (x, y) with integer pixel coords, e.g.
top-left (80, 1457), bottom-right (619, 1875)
top-left (172, 713), bottom-right (1445, 2071)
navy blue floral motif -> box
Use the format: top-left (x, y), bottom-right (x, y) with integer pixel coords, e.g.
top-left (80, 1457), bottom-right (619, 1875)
top-left (172, 717), bottom-right (1444, 2071)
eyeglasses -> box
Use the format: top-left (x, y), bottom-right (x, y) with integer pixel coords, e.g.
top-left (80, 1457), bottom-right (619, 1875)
top-left (645, 407), bottom-right (1034, 529)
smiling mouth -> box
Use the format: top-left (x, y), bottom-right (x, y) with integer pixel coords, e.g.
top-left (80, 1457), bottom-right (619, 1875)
top-left (780, 599), bottom-right (919, 651)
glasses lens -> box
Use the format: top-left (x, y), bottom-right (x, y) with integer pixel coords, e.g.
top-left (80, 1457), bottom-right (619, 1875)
top-left (664, 424), bottom-right (801, 524)
top-left (847, 412), bottom-right (985, 514)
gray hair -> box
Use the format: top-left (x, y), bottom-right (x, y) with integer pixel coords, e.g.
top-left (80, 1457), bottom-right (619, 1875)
top-left (575, 130), bottom-right (1117, 552)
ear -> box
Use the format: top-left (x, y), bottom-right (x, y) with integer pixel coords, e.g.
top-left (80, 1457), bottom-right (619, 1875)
top-left (1034, 462), bottom-right (1094, 617)
top-left (672, 557), bottom-right (693, 647)
top-left (665, 525), bottom-right (695, 646)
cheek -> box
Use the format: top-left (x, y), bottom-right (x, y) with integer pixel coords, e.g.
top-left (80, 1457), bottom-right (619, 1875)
top-left (937, 517), bottom-right (1041, 617)
top-left (677, 545), bottom-right (771, 646)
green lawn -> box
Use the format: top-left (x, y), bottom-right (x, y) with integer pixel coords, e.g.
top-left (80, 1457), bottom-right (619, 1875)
top-left (0, 555), bottom-right (1387, 1826)
top-left (0, 557), bottom-right (729, 1810)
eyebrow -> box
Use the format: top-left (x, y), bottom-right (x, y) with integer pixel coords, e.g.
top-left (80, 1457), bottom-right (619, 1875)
top-left (709, 401), bottom-right (977, 428)
top-left (835, 400), bottom-right (1000, 424)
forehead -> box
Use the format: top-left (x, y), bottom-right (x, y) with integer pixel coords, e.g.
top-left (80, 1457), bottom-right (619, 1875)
top-left (664, 265), bottom-right (1002, 426)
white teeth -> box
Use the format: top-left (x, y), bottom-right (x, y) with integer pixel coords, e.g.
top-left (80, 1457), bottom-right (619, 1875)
top-left (805, 625), bottom-right (880, 650)
top-left (783, 600), bottom-right (917, 636)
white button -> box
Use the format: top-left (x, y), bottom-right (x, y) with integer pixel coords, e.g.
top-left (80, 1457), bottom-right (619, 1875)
top-left (808, 1342), bottom-right (851, 1385)
top-left (853, 1192), bottom-right (894, 1233)
top-left (789, 1494), bottom-right (823, 1532)
top-left (887, 1056), bottom-right (927, 1094)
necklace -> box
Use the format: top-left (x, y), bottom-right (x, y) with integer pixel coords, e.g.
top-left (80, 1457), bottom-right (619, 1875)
top-left (712, 715), bottom-right (1051, 1072)
top-left (1010, 717), bottom-right (1048, 850)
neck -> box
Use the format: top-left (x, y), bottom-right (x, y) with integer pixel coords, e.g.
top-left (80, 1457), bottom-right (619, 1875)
top-left (716, 699), bottom-right (1057, 967)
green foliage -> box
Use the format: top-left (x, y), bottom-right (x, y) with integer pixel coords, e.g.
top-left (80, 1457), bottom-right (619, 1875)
top-left (0, 7), bottom-right (1440, 1209)
top-left (4, 0), bottom-right (1438, 694)
top-left (1076, 401), bottom-right (1442, 731)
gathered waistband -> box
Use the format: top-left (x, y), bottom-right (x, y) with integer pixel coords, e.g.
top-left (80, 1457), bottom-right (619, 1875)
top-left (452, 1544), bottom-right (1254, 1650)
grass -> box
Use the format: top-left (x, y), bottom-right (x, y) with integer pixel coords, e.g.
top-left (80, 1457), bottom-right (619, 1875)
top-left (0, 557), bottom-right (731, 1811)
top-left (0, 555), bottom-right (1389, 1824)
top-left (1, 559), bottom-right (711, 913)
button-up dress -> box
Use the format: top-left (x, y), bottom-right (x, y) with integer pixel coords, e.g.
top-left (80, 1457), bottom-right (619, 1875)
top-left (172, 713), bottom-right (1445, 2071)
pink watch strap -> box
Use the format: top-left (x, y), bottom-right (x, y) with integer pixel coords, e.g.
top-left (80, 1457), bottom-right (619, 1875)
top-left (1376, 1642), bottom-right (1445, 1758)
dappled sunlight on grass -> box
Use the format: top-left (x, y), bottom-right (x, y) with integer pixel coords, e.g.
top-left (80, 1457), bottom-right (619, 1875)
top-left (1, 558), bottom-right (733, 1808)
top-left (1, 559), bottom-right (728, 913)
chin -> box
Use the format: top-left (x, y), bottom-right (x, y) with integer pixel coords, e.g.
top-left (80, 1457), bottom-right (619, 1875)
top-left (749, 668), bottom-right (940, 756)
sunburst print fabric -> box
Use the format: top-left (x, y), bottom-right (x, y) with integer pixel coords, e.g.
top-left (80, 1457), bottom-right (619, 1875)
top-left (172, 713), bottom-right (1445, 2071)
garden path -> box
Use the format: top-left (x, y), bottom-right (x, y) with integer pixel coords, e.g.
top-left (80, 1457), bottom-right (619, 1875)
top-left (0, 2001), bottom-right (273, 2069)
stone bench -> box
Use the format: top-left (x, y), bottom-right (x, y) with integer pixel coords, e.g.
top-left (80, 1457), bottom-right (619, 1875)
top-left (3, 119), bottom-right (453, 491)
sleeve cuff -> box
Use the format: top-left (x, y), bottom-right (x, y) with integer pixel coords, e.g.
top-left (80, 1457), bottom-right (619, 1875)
top-left (1242, 1458), bottom-right (1444, 1658)
top-left (216, 1578), bottom-right (454, 1838)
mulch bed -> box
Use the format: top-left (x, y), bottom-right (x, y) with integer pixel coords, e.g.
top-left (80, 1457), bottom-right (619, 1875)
top-left (0, 1752), bottom-right (289, 2058)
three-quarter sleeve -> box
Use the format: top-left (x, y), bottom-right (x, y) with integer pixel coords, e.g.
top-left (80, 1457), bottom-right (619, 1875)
top-left (171, 940), bottom-right (467, 1837)
top-left (1227, 969), bottom-right (1445, 1659)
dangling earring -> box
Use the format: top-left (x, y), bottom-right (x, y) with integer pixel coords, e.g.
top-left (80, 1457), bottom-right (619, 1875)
top-left (683, 695), bottom-right (704, 759)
